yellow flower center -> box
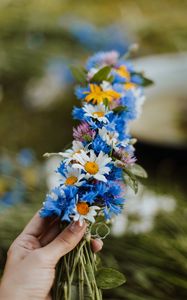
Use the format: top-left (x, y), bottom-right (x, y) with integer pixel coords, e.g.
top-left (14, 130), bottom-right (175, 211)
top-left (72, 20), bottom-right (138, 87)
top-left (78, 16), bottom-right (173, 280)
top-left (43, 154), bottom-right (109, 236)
top-left (77, 202), bottom-right (89, 215)
top-left (84, 161), bottom-right (99, 175)
top-left (117, 66), bottom-right (130, 81)
top-left (65, 176), bottom-right (78, 185)
top-left (92, 111), bottom-right (104, 118)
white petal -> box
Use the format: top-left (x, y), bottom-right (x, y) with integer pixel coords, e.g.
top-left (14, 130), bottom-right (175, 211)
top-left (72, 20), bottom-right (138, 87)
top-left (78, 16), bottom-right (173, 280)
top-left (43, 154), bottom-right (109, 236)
top-left (94, 174), bottom-right (107, 182)
top-left (72, 163), bottom-right (85, 170)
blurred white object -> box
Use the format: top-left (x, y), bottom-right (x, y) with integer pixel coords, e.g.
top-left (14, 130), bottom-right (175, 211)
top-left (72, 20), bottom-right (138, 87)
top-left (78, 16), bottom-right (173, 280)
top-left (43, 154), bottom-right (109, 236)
top-left (45, 156), bottom-right (62, 190)
top-left (25, 60), bottom-right (70, 109)
top-left (130, 53), bottom-right (187, 148)
top-left (111, 184), bottom-right (176, 236)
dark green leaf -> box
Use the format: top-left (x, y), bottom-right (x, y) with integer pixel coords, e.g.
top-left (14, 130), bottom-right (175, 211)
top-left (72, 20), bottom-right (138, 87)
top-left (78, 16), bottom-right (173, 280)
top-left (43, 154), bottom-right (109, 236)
top-left (112, 105), bottom-right (128, 113)
top-left (129, 163), bottom-right (148, 178)
top-left (90, 66), bottom-right (111, 83)
top-left (70, 66), bottom-right (87, 84)
top-left (107, 75), bottom-right (114, 83)
top-left (96, 268), bottom-right (126, 289)
top-left (141, 76), bottom-right (154, 87)
top-left (131, 71), bottom-right (154, 87)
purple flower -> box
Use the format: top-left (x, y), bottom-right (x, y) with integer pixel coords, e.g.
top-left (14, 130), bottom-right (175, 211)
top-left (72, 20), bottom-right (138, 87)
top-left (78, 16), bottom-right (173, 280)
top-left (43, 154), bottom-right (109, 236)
top-left (73, 122), bottom-right (96, 142)
top-left (114, 148), bottom-right (136, 166)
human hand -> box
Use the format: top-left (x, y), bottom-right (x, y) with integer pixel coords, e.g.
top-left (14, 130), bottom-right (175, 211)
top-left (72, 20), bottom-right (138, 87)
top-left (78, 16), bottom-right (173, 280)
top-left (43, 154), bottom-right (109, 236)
top-left (0, 211), bottom-right (103, 300)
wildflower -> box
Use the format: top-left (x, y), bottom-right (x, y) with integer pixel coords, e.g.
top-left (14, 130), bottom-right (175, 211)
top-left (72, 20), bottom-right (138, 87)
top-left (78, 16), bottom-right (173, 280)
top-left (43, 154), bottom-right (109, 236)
top-left (84, 84), bottom-right (120, 104)
top-left (60, 166), bottom-right (85, 187)
top-left (98, 127), bottom-right (119, 148)
top-left (91, 134), bottom-right (111, 154)
top-left (95, 182), bottom-right (125, 219)
top-left (73, 150), bottom-right (112, 182)
top-left (124, 82), bottom-right (136, 90)
top-left (83, 103), bottom-right (110, 123)
top-left (116, 65), bottom-right (130, 81)
top-left (114, 148), bottom-right (136, 167)
top-left (73, 122), bottom-right (96, 142)
top-left (60, 141), bottom-right (85, 163)
top-left (73, 201), bottom-right (100, 225)
top-left (86, 51), bottom-right (119, 70)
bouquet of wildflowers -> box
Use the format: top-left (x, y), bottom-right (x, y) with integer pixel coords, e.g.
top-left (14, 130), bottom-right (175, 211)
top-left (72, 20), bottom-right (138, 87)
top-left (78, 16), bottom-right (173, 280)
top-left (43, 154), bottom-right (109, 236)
top-left (41, 47), bottom-right (153, 300)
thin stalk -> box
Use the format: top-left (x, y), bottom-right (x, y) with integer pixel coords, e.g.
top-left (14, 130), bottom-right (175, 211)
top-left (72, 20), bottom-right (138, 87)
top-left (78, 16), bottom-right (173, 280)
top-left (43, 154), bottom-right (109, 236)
top-left (80, 255), bottom-right (95, 299)
top-left (78, 247), bottom-right (84, 300)
top-left (84, 242), bottom-right (102, 300)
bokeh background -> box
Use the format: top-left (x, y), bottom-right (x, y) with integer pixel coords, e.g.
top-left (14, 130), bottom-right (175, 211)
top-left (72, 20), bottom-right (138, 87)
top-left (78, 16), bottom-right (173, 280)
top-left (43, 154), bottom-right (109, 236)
top-left (0, 1), bottom-right (187, 299)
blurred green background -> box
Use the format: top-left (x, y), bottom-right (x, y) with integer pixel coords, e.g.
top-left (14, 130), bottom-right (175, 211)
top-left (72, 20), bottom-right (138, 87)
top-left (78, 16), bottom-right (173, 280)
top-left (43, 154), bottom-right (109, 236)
top-left (0, 1), bottom-right (187, 299)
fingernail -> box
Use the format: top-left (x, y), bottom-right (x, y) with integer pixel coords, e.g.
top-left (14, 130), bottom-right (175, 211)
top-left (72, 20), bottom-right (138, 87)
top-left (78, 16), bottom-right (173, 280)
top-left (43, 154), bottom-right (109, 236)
top-left (69, 221), bottom-right (85, 233)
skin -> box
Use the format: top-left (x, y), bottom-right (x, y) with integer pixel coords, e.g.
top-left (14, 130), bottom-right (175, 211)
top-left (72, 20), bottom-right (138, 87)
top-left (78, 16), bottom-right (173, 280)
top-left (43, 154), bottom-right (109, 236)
top-left (0, 211), bottom-right (103, 300)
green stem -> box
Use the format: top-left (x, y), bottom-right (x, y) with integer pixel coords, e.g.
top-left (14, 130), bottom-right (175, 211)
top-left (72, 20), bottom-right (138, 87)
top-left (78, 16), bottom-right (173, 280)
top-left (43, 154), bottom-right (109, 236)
top-left (84, 241), bottom-right (102, 300)
top-left (80, 255), bottom-right (95, 300)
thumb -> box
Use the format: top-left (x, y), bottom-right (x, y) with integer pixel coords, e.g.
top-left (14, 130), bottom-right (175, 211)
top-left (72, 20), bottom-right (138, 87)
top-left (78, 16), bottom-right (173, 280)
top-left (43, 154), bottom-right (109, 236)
top-left (41, 221), bottom-right (87, 263)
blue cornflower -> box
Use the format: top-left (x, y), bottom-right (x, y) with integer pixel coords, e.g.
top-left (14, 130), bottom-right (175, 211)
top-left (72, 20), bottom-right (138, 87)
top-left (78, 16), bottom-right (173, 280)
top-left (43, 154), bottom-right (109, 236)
top-left (95, 182), bottom-right (125, 219)
top-left (106, 164), bottom-right (123, 181)
top-left (75, 85), bottom-right (89, 100)
top-left (91, 134), bottom-right (111, 154)
top-left (72, 106), bottom-right (85, 121)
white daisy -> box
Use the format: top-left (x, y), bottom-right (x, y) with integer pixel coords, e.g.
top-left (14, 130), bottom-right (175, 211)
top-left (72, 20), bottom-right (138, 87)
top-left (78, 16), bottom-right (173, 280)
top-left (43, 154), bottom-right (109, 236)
top-left (59, 141), bottom-right (85, 163)
top-left (99, 127), bottom-right (119, 148)
top-left (43, 141), bottom-right (85, 163)
top-left (83, 103), bottom-right (110, 123)
top-left (73, 150), bottom-right (112, 183)
top-left (73, 202), bottom-right (100, 225)
top-left (60, 166), bottom-right (85, 187)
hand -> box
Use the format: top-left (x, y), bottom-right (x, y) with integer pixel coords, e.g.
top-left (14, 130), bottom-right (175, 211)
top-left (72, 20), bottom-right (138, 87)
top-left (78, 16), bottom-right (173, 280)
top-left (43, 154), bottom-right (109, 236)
top-left (0, 211), bottom-right (103, 300)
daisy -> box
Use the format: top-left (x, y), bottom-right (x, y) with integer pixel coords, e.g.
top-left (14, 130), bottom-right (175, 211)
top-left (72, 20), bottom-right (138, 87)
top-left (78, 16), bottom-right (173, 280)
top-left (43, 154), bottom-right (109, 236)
top-left (73, 201), bottom-right (100, 225)
top-left (99, 127), bottom-right (119, 148)
top-left (60, 166), bottom-right (85, 187)
top-left (60, 141), bottom-right (86, 163)
top-left (73, 150), bottom-right (112, 182)
top-left (84, 84), bottom-right (120, 104)
top-left (83, 103), bottom-right (110, 123)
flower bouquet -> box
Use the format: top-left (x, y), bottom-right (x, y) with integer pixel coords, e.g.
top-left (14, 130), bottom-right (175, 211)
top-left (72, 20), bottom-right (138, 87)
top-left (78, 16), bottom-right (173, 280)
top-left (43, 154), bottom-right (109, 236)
top-left (41, 48), bottom-right (153, 300)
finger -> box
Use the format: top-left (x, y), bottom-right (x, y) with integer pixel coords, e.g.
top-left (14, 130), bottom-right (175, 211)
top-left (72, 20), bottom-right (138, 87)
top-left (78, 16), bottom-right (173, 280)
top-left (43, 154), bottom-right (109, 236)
top-left (42, 221), bottom-right (87, 263)
top-left (91, 239), bottom-right (103, 253)
top-left (40, 219), bottom-right (61, 246)
top-left (22, 211), bottom-right (55, 238)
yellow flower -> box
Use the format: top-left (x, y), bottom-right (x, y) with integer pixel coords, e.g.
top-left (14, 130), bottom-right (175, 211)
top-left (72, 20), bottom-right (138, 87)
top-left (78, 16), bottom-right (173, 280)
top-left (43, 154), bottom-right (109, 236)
top-left (84, 84), bottom-right (120, 104)
top-left (117, 66), bottom-right (130, 81)
top-left (124, 82), bottom-right (136, 90)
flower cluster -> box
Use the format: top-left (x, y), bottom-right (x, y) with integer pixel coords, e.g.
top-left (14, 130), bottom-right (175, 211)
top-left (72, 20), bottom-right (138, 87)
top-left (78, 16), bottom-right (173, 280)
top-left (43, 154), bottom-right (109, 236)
top-left (41, 50), bottom-right (152, 225)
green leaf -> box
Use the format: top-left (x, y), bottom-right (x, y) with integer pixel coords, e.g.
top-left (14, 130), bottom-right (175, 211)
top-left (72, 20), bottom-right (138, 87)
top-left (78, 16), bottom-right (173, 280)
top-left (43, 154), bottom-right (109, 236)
top-left (124, 173), bottom-right (139, 194)
top-left (141, 76), bottom-right (154, 87)
top-left (129, 163), bottom-right (148, 178)
top-left (112, 105), bottom-right (128, 113)
top-left (131, 71), bottom-right (154, 87)
top-left (96, 268), bottom-right (126, 289)
top-left (90, 66), bottom-right (111, 83)
top-left (70, 66), bottom-right (87, 84)
top-left (107, 75), bottom-right (114, 83)
top-left (103, 98), bottom-right (109, 107)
